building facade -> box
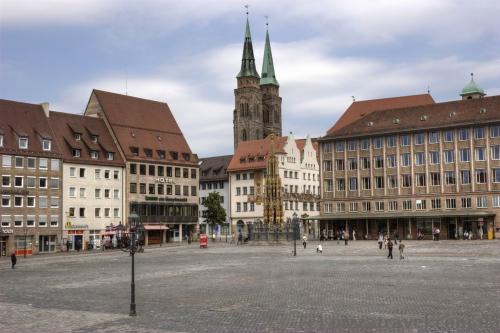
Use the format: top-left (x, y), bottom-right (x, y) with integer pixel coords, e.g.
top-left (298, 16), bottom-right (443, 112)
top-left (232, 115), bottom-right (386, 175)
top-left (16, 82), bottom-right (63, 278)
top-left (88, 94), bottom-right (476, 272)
top-left (50, 112), bottom-right (125, 251)
top-left (0, 100), bottom-right (63, 256)
top-left (319, 78), bottom-right (498, 240)
top-left (84, 90), bottom-right (199, 243)
top-left (198, 155), bottom-right (232, 237)
top-left (233, 18), bottom-right (282, 150)
top-left (228, 134), bottom-right (320, 237)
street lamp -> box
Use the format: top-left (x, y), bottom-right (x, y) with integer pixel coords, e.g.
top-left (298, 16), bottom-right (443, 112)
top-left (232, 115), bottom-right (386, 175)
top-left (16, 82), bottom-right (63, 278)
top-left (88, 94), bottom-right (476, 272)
top-left (292, 212), bottom-right (298, 257)
top-left (123, 211), bottom-right (142, 316)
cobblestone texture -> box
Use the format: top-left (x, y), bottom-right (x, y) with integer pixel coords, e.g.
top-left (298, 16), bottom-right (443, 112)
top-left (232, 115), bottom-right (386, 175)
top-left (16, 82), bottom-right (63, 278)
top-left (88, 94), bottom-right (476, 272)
top-left (1, 240), bottom-right (499, 333)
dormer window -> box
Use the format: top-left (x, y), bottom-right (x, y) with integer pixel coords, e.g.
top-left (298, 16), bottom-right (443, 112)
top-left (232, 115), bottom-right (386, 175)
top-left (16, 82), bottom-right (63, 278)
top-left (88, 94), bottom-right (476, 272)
top-left (73, 149), bottom-right (81, 158)
top-left (91, 135), bottom-right (98, 143)
top-left (90, 151), bottom-right (99, 159)
top-left (42, 139), bottom-right (52, 151)
top-left (74, 133), bottom-right (81, 141)
top-left (0, 135), bottom-right (3, 147)
top-left (144, 149), bottom-right (153, 158)
top-left (183, 153), bottom-right (190, 161)
top-left (170, 151), bottom-right (178, 160)
top-left (18, 137), bottom-right (28, 149)
top-left (107, 152), bottom-right (114, 160)
top-left (130, 147), bottom-right (139, 156)
top-left (157, 150), bottom-right (166, 159)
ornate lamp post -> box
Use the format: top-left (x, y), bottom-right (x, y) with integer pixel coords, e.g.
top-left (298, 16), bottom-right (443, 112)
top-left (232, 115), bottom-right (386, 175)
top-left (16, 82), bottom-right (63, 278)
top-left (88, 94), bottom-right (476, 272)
top-left (123, 212), bottom-right (142, 316)
top-left (292, 212), bottom-right (298, 257)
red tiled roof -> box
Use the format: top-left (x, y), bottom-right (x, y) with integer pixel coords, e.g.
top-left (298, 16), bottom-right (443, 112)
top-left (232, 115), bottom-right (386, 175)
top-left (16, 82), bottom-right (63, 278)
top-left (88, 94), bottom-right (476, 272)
top-left (328, 95), bottom-right (500, 138)
top-left (0, 99), bottom-right (62, 158)
top-left (49, 111), bottom-right (125, 167)
top-left (327, 94), bottom-right (435, 135)
top-left (90, 90), bottom-right (197, 166)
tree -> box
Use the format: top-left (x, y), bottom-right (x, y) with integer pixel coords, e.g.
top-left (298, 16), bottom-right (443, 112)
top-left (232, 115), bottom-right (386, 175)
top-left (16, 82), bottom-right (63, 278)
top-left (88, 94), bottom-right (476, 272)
top-left (204, 192), bottom-right (227, 237)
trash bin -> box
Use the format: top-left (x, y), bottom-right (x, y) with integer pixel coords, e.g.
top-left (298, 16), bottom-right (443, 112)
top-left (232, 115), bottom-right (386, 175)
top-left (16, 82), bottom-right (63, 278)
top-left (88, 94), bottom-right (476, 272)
top-left (199, 234), bottom-right (208, 248)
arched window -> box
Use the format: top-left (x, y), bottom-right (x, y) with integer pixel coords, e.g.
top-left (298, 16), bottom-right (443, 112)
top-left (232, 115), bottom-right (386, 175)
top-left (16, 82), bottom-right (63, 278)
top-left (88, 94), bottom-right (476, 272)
top-left (242, 129), bottom-right (247, 141)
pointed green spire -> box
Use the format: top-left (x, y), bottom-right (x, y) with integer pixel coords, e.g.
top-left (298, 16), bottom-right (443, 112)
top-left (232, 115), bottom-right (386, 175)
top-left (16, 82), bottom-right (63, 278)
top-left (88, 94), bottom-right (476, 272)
top-left (260, 28), bottom-right (279, 86)
top-left (237, 18), bottom-right (260, 79)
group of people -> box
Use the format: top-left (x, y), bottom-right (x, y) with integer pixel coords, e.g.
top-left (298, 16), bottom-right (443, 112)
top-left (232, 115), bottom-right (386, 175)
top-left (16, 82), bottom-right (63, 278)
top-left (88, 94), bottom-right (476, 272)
top-left (378, 232), bottom-right (405, 259)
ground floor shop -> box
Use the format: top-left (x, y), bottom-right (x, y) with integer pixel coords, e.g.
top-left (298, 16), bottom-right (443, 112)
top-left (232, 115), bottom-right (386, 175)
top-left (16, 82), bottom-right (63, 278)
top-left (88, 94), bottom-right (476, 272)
top-left (0, 228), bottom-right (61, 256)
top-left (230, 218), bottom-right (320, 240)
top-left (312, 211), bottom-right (495, 240)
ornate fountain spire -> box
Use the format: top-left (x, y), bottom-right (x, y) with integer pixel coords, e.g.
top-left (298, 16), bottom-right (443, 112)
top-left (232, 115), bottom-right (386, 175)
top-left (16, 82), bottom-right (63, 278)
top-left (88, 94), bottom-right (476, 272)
top-left (263, 134), bottom-right (284, 226)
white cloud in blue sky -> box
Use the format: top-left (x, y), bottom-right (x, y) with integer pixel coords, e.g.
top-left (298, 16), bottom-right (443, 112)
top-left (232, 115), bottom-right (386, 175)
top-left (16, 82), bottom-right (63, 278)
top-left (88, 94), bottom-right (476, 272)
top-left (1, 0), bottom-right (500, 156)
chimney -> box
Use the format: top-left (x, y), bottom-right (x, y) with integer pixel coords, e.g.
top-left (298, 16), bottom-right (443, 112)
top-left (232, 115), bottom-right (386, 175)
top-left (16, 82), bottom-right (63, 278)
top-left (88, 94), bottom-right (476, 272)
top-left (40, 102), bottom-right (50, 118)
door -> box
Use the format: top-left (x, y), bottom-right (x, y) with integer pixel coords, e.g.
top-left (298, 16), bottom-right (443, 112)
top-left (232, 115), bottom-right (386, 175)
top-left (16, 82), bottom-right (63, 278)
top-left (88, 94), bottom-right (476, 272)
top-left (0, 237), bottom-right (7, 256)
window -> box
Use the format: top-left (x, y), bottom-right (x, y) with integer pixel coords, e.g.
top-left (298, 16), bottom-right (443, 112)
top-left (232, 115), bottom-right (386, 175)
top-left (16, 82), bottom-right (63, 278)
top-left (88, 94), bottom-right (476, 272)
top-left (461, 170), bottom-right (471, 185)
top-left (236, 187), bottom-right (241, 196)
top-left (460, 197), bottom-right (472, 208)
top-left (402, 200), bottom-right (412, 210)
top-left (2, 175), bottom-right (10, 187)
top-left (104, 208), bottom-right (110, 217)
top-left (191, 186), bottom-right (197, 196)
top-left (15, 156), bottom-right (23, 168)
top-left (0, 135), bottom-right (3, 147)
top-left (26, 177), bottom-right (35, 188)
top-left (140, 183), bottom-right (146, 194)
top-left (50, 197), bottom-right (59, 208)
top-left (69, 187), bottom-right (76, 198)
top-left (175, 168), bottom-right (181, 178)
top-left (1, 195), bottom-right (10, 207)
top-left (429, 151), bottom-right (440, 165)
top-left (387, 175), bottom-right (397, 188)
top-left (69, 167), bottom-right (76, 177)
top-left (349, 177), bottom-right (357, 191)
top-left (415, 199), bottom-right (426, 210)
top-left (348, 158), bottom-right (357, 170)
top-left (51, 159), bottom-right (60, 171)
top-left (335, 159), bottom-right (345, 171)
top-left (431, 199), bottom-right (441, 209)
top-left (347, 140), bottom-right (357, 151)
top-left (400, 134), bottom-right (410, 146)
top-left (94, 169), bottom-right (101, 180)
top-left (139, 164), bottom-right (146, 175)
top-left (415, 152), bottom-right (425, 165)
top-left (374, 176), bottom-right (384, 189)
top-left (475, 127), bottom-right (485, 139)
top-left (90, 151), bottom-right (99, 159)
top-left (336, 178), bottom-right (345, 191)
top-left (130, 164), bottom-right (137, 174)
top-left (191, 169), bottom-right (197, 179)
top-left (107, 152), bottom-right (114, 160)
top-left (460, 149), bottom-right (470, 162)
top-left (492, 168), bottom-right (500, 183)
top-left (489, 125), bottom-right (500, 138)
top-left (13, 196), bottom-right (23, 207)
top-left (400, 153), bottom-right (411, 167)
top-left (475, 147), bottom-right (486, 161)
top-left (1, 215), bottom-right (11, 227)
top-left (68, 208), bottom-right (75, 217)
top-left (114, 208), bottom-right (120, 218)
top-left (416, 173), bottom-right (426, 187)
top-left (79, 188), bottom-right (86, 198)
top-left (2, 155), bottom-right (11, 167)
top-left (476, 169), bottom-right (487, 183)
top-left (401, 174), bottom-right (412, 187)
top-left (443, 130), bottom-right (454, 142)
top-left (14, 215), bottom-right (23, 227)
top-left (27, 216), bottom-right (35, 227)
top-left (492, 146), bottom-right (500, 160)
top-left (131, 147), bottom-right (139, 156)
top-left (236, 203), bottom-right (241, 212)
top-left (14, 176), bottom-right (23, 187)
top-left (362, 201), bottom-right (371, 212)
top-left (477, 196), bottom-right (488, 208)
top-left (362, 177), bottom-right (371, 190)
top-left (43, 140), bottom-right (53, 151)
top-left (446, 198), bottom-right (457, 209)
top-left (414, 133), bottom-right (424, 145)
top-left (39, 177), bottom-right (47, 188)
top-left (79, 208), bottom-right (85, 217)
top-left (428, 132), bottom-right (439, 144)
top-left (323, 179), bottom-right (333, 192)
top-left (323, 143), bottom-right (333, 153)
top-left (445, 171), bottom-right (456, 185)
top-left (183, 185), bottom-right (189, 196)
top-left (335, 142), bottom-right (345, 152)
top-left (39, 158), bottom-right (48, 169)
top-left (359, 157), bottom-right (370, 169)
top-left (79, 168), bottom-right (85, 178)
top-left (39, 197), bottom-right (48, 208)
top-left (114, 189), bottom-right (119, 199)
top-left (375, 201), bottom-right (384, 211)
top-left (388, 201), bottom-right (397, 211)
top-left (373, 137), bottom-right (383, 149)
top-left (349, 202), bottom-right (358, 212)
top-left (493, 196), bottom-right (500, 208)
top-left (183, 168), bottom-right (189, 178)
top-left (50, 178), bottom-right (59, 189)
top-left (430, 172), bottom-right (441, 186)
top-left (386, 155), bottom-right (396, 168)
top-left (105, 188), bottom-right (111, 198)
top-left (129, 183), bottom-right (137, 194)
top-left (386, 136), bottom-right (396, 148)
top-left (361, 139), bottom-right (370, 150)
top-left (74, 133), bottom-right (81, 141)
top-left (27, 157), bottom-right (36, 169)
top-left (444, 150), bottom-right (455, 164)
top-left (39, 215), bottom-right (47, 227)
top-left (323, 160), bottom-right (332, 172)
top-left (18, 137), bottom-right (28, 149)
top-left (72, 149), bottom-right (81, 158)
top-left (459, 128), bottom-right (469, 141)
top-left (373, 156), bottom-right (383, 169)
top-left (243, 187), bottom-right (248, 195)
top-left (336, 202), bottom-right (346, 212)
top-left (95, 208), bottom-right (101, 218)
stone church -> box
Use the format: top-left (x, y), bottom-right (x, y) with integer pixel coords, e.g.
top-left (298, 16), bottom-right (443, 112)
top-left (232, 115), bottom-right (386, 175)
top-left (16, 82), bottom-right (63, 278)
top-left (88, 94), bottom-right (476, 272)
top-left (233, 18), bottom-right (282, 150)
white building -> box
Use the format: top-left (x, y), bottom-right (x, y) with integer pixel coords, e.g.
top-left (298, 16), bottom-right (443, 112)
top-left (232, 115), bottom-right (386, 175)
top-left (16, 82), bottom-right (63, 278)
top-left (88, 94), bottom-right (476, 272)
top-left (50, 112), bottom-right (125, 250)
top-left (198, 155), bottom-right (232, 238)
top-left (228, 134), bottom-right (320, 238)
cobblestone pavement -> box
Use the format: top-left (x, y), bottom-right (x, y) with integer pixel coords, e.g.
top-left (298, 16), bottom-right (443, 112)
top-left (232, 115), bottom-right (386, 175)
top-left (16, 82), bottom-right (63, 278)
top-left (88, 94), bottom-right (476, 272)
top-left (1, 240), bottom-right (499, 333)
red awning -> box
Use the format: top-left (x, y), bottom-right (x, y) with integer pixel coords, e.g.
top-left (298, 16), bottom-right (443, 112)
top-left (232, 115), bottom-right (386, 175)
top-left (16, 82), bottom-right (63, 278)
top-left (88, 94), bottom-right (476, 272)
top-left (143, 225), bottom-right (169, 230)
top-left (102, 231), bottom-right (116, 236)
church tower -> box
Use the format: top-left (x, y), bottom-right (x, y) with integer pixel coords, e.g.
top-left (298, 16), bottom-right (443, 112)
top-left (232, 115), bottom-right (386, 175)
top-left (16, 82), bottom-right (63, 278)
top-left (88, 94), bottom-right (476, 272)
top-left (233, 17), bottom-right (263, 150)
top-left (260, 26), bottom-right (282, 139)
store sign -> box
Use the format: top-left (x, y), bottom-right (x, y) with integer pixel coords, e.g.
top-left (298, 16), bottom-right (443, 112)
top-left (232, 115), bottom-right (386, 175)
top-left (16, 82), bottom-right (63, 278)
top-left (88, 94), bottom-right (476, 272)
top-left (0, 189), bottom-right (29, 195)
top-left (0, 228), bottom-right (13, 234)
top-left (145, 196), bottom-right (188, 202)
top-left (155, 177), bottom-right (175, 184)
top-left (65, 221), bottom-right (89, 229)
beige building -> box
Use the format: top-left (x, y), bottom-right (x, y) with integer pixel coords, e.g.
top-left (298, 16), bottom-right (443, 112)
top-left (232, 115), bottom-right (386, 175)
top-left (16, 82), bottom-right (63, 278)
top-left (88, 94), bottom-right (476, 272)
top-left (0, 100), bottom-right (63, 256)
top-left (318, 77), bottom-right (498, 240)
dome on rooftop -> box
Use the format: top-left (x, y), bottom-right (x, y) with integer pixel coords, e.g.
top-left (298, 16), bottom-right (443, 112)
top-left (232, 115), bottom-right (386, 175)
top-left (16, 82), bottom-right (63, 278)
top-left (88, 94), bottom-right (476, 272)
top-left (460, 73), bottom-right (485, 97)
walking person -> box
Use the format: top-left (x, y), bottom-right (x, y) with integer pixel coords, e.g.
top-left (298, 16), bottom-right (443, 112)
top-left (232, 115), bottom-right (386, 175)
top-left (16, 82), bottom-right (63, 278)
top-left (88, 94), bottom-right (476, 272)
top-left (336, 231), bottom-right (340, 245)
top-left (302, 235), bottom-right (307, 249)
top-left (384, 235), bottom-right (388, 249)
top-left (353, 230), bottom-right (356, 241)
top-left (11, 250), bottom-right (17, 269)
top-left (316, 244), bottom-right (323, 254)
top-left (398, 240), bottom-right (405, 260)
top-left (344, 230), bottom-right (349, 246)
top-left (387, 238), bottom-right (394, 259)
top-left (237, 233), bottom-right (243, 246)
top-left (378, 233), bottom-right (383, 250)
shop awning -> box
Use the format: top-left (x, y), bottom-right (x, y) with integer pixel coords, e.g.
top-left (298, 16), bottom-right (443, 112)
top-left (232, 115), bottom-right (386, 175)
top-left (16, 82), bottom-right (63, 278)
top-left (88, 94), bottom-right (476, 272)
top-left (143, 225), bottom-right (169, 230)
top-left (303, 210), bottom-right (495, 221)
top-left (102, 231), bottom-right (116, 236)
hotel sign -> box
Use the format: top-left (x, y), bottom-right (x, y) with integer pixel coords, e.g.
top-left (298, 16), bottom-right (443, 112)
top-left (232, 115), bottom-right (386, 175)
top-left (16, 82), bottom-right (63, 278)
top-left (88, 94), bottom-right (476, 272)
top-left (0, 228), bottom-right (13, 234)
top-left (155, 177), bottom-right (175, 184)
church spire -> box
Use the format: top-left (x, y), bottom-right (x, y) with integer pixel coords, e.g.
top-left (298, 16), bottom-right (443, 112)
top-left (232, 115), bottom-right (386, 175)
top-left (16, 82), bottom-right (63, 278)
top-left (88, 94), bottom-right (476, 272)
top-left (237, 16), bottom-right (260, 79)
top-left (260, 25), bottom-right (279, 86)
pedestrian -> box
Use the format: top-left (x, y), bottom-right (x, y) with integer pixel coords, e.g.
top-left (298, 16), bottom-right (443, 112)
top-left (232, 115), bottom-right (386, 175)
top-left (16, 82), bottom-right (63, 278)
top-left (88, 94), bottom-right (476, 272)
top-left (398, 240), bottom-right (405, 259)
top-left (336, 231), bottom-right (340, 245)
top-left (478, 226), bottom-right (484, 240)
top-left (378, 233), bottom-right (383, 250)
top-left (11, 250), bottom-right (17, 269)
top-left (302, 235), bottom-right (307, 249)
top-left (384, 235), bottom-right (388, 249)
top-left (394, 233), bottom-right (398, 245)
top-left (238, 233), bottom-right (243, 246)
top-left (316, 244), bottom-right (323, 254)
top-left (230, 233), bottom-right (235, 245)
top-left (353, 230), bottom-right (356, 241)
top-left (344, 230), bottom-right (349, 246)
top-left (387, 238), bottom-right (394, 259)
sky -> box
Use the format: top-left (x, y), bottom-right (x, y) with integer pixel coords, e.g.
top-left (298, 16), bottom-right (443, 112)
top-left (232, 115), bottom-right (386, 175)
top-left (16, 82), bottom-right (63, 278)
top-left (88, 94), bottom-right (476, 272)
top-left (1, 0), bottom-right (500, 157)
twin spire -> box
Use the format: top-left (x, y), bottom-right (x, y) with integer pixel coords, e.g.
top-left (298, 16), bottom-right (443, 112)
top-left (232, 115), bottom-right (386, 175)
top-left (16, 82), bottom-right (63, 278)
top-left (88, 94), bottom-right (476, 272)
top-left (237, 16), bottom-right (279, 87)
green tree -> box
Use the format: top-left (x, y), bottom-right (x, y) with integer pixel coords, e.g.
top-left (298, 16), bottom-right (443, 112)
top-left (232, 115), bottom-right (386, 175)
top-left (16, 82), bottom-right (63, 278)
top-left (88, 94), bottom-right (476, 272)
top-left (204, 192), bottom-right (227, 237)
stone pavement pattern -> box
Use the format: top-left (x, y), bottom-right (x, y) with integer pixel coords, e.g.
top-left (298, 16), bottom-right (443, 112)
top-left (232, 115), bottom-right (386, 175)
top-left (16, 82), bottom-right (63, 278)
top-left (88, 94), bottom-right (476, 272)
top-left (0, 240), bottom-right (499, 333)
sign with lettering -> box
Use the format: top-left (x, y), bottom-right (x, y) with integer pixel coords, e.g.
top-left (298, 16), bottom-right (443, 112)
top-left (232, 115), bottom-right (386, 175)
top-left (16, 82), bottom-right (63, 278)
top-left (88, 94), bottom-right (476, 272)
top-left (65, 221), bottom-right (89, 230)
top-left (0, 228), bottom-right (13, 234)
top-left (154, 177), bottom-right (175, 184)
top-left (145, 196), bottom-right (188, 202)
top-left (0, 189), bottom-right (29, 195)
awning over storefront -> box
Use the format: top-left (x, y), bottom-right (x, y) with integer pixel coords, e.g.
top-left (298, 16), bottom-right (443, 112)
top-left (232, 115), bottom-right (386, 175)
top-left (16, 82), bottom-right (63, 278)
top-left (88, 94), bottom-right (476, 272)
top-left (102, 231), bottom-right (116, 236)
top-left (143, 225), bottom-right (169, 230)
top-left (303, 211), bottom-right (495, 221)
